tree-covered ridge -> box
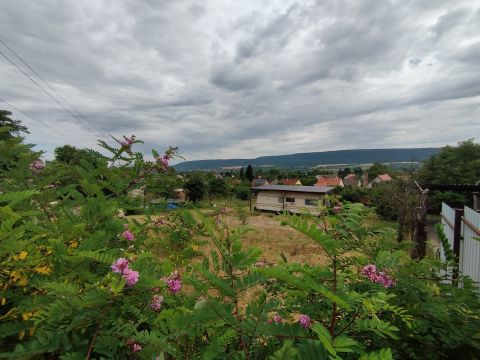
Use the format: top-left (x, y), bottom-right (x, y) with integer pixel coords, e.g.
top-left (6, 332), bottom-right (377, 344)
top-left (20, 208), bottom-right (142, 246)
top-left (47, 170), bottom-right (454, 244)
top-left (174, 148), bottom-right (440, 171)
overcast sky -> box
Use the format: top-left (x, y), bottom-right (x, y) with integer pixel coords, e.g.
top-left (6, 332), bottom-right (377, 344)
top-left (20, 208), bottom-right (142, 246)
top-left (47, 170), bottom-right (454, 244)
top-left (0, 0), bottom-right (479, 162)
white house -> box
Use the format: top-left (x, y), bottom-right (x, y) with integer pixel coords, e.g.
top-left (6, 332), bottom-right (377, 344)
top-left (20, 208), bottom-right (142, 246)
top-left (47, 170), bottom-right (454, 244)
top-left (250, 185), bottom-right (334, 215)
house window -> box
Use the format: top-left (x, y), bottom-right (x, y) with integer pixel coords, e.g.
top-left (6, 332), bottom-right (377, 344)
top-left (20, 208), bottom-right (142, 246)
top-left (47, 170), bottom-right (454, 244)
top-left (305, 199), bottom-right (317, 206)
top-left (278, 197), bottom-right (284, 203)
top-left (286, 197), bottom-right (295, 203)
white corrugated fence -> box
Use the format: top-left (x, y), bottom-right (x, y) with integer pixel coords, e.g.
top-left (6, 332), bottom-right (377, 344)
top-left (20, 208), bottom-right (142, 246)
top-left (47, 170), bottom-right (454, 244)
top-left (440, 203), bottom-right (480, 286)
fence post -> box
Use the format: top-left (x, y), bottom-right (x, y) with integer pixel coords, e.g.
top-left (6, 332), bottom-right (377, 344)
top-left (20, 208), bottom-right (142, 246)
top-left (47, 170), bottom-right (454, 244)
top-left (452, 208), bottom-right (464, 283)
top-left (474, 192), bottom-right (480, 211)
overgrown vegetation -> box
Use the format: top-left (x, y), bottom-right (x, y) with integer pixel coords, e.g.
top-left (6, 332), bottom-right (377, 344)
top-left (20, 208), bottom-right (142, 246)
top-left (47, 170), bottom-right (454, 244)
top-left (1, 121), bottom-right (480, 359)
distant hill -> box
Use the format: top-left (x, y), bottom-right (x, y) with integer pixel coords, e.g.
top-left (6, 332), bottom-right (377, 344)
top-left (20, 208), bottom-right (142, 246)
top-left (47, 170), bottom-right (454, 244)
top-left (174, 148), bottom-right (440, 171)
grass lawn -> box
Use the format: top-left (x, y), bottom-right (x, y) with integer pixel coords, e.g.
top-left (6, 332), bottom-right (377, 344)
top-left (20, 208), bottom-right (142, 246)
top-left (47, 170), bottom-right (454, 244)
top-left (131, 202), bottom-right (401, 270)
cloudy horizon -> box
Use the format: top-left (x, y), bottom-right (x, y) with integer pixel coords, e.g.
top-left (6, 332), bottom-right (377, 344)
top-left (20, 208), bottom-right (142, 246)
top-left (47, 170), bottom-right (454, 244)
top-left (0, 0), bottom-right (479, 163)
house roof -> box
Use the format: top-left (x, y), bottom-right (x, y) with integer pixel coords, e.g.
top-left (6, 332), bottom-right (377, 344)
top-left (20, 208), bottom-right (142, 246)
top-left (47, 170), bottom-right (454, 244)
top-left (251, 178), bottom-right (269, 186)
top-left (251, 185), bottom-right (334, 194)
top-left (343, 177), bottom-right (359, 187)
top-left (281, 178), bottom-right (300, 185)
top-left (315, 176), bottom-right (342, 187)
top-left (377, 174), bottom-right (392, 181)
top-left (344, 173), bottom-right (357, 179)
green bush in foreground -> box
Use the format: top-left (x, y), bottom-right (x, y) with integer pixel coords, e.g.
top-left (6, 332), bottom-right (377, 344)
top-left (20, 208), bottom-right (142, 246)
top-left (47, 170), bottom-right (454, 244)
top-left (1, 128), bottom-right (480, 359)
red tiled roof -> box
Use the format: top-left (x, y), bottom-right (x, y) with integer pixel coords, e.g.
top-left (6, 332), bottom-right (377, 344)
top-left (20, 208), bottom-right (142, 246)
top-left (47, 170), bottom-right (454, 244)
top-left (281, 178), bottom-right (300, 185)
top-left (315, 176), bottom-right (342, 187)
top-left (377, 174), bottom-right (392, 181)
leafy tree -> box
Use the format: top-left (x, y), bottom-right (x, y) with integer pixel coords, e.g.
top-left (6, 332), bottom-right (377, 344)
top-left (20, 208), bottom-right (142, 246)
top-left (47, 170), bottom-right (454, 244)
top-left (420, 140), bottom-right (480, 184)
top-left (368, 162), bottom-right (389, 181)
top-left (419, 139), bottom-right (480, 208)
top-left (239, 167), bottom-right (245, 180)
top-left (245, 164), bottom-right (254, 182)
top-left (54, 144), bottom-right (78, 163)
top-left (370, 178), bottom-right (418, 242)
top-left (146, 170), bottom-right (181, 199)
top-left (337, 167), bottom-right (351, 179)
top-left (0, 110), bottom-right (29, 140)
top-left (207, 177), bottom-right (227, 199)
top-left (353, 166), bottom-right (364, 176)
top-left (54, 145), bottom-right (105, 167)
top-left (233, 184), bottom-right (250, 200)
top-left (184, 173), bottom-right (206, 203)
top-left (338, 187), bottom-right (368, 204)
top-left (299, 176), bottom-right (317, 186)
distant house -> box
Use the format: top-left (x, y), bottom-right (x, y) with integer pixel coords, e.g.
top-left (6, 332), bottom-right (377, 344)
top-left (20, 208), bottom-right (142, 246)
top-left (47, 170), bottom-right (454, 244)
top-left (366, 173), bottom-right (393, 189)
top-left (315, 176), bottom-right (344, 187)
top-left (251, 178), bottom-right (270, 187)
top-left (281, 178), bottom-right (302, 186)
top-left (343, 174), bottom-right (361, 188)
top-left (128, 186), bottom-right (145, 198)
top-left (251, 185), bottom-right (334, 215)
top-left (173, 188), bottom-right (186, 201)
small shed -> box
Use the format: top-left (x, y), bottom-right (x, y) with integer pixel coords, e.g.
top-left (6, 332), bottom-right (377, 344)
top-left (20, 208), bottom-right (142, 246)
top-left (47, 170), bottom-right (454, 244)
top-left (250, 185), bottom-right (334, 215)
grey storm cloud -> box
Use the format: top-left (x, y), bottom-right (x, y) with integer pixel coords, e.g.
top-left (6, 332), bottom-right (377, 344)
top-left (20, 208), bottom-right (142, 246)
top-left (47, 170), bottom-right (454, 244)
top-left (0, 0), bottom-right (479, 162)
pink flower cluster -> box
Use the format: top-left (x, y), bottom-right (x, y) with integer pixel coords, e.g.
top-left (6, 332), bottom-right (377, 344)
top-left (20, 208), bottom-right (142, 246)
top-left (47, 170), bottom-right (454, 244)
top-left (121, 135), bottom-right (135, 148)
top-left (111, 258), bottom-right (139, 287)
top-left (127, 339), bottom-right (142, 353)
top-left (333, 204), bottom-right (342, 214)
top-left (266, 314), bottom-right (283, 324)
top-left (164, 271), bottom-right (182, 294)
top-left (150, 294), bottom-right (164, 312)
top-left (361, 264), bottom-right (395, 288)
top-left (122, 224), bottom-right (135, 241)
top-left (30, 160), bottom-right (45, 172)
top-left (299, 314), bottom-right (311, 329)
top-left (155, 153), bottom-right (170, 171)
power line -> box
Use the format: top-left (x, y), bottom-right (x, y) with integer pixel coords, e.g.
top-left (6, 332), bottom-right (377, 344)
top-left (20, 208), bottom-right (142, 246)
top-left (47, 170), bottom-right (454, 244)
top-left (0, 37), bottom-right (101, 137)
top-left (0, 44), bottom-right (103, 138)
top-left (0, 97), bottom-right (82, 147)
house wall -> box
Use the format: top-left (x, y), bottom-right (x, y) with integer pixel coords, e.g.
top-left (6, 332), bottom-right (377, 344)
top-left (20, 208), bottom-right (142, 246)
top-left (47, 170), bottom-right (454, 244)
top-left (255, 191), bottom-right (326, 215)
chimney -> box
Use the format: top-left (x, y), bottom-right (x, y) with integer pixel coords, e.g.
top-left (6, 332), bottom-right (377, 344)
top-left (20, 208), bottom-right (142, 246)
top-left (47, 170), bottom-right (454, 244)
top-left (362, 171), bottom-right (369, 187)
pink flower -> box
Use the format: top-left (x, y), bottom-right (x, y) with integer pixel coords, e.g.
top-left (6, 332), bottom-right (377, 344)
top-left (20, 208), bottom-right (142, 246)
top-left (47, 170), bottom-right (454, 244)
top-left (164, 271), bottom-right (182, 294)
top-left (150, 294), bottom-right (164, 312)
top-left (267, 314), bottom-right (283, 324)
top-left (161, 155), bottom-right (169, 168)
top-left (121, 135), bottom-right (135, 149)
top-left (30, 160), bottom-right (45, 172)
top-left (361, 264), bottom-right (396, 288)
top-left (123, 230), bottom-right (135, 241)
top-left (123, 268), bottom-right (140, 287)
top-left (333, 205), bottom-right (342, 213)
top-left (167, 278), bottom-right (181, 293)
top-left (377, 272), bottom-right (395, 288)
top-left (111, 258), bottom-right (129, 274)
top-left (299, 314), bottom-right (311, 329)
top-left (132, 343), bottom-right (142, 352)
top-left (273, 314), bottom-right (283, 323)
top-left (361, 264), bottom-right (377, 277)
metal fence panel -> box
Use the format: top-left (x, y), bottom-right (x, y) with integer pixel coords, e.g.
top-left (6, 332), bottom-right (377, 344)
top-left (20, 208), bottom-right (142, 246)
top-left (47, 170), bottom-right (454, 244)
top-left (440, 203), bottom-right (455, 261)
top-left (462, 206), bottom-right (480, 284)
